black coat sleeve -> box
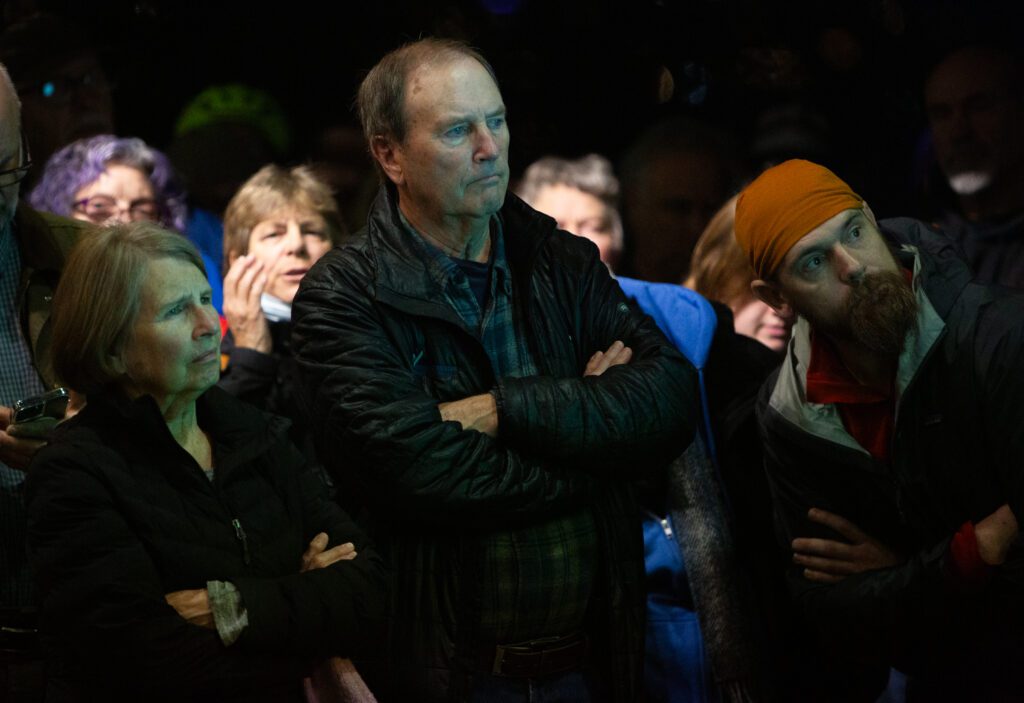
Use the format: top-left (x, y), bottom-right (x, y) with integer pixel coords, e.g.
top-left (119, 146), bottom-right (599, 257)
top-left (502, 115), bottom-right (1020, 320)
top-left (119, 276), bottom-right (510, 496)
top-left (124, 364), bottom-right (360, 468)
top-left (760, 413), bottom-right (957, 665)
top-left (233, 438), bottom-right (389, 658)
top-left (291, 256), bottom-right (591, 528)
top-left (26, 448), bottom-right (309, 696)
top-left (217, 344), bottom-right (280, 409)
top-left (494, 240), bottom-right (698, 475)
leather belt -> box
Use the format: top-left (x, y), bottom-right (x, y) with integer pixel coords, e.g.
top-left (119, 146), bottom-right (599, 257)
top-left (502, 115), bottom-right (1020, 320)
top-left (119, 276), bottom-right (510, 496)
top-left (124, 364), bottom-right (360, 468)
top-left (477, 632), bottom-right (589, 678)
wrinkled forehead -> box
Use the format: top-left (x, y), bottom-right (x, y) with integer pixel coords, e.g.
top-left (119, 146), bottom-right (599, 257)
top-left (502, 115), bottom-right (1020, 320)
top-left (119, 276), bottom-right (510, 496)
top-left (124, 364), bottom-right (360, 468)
top-left (403, 54), bottom-right (502, 114)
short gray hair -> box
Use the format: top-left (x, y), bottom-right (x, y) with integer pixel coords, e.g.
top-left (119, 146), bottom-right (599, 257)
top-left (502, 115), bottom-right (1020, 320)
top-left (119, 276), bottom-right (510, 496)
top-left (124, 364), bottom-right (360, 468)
top-left (517, 154), bottom-right (623, 251)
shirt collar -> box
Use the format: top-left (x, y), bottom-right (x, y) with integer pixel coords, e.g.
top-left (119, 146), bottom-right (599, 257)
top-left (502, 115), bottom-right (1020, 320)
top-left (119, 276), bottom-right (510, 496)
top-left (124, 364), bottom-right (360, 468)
top-left (398, 210), bottom-right (511, 295)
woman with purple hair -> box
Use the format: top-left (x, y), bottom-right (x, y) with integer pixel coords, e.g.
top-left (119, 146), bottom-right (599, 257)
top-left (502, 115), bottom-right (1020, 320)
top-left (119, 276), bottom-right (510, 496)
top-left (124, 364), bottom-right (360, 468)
top-left (29, 135), bottom-right (225, 311)
top-left (28, 134), bottom-right (188, 232)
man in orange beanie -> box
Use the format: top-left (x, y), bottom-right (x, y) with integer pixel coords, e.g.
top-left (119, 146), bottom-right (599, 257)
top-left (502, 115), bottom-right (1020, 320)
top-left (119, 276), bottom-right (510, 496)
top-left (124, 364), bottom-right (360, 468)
top-left (737, 159), bottom-right (1024, 700)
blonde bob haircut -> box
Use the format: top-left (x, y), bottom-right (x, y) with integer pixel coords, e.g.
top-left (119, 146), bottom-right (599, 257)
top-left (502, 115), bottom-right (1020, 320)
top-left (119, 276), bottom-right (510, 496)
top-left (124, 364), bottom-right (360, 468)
top-left (686, 195), bottom-right (755, 308)
top-left (222, 164), bottom-right (345, 272)
top-left (50, 222), bottom-right (207, 394)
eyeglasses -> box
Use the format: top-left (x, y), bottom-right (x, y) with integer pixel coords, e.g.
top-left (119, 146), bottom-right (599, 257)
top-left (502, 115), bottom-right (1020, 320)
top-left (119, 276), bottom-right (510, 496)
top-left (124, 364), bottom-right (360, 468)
top-left (0, 131), bottom-right (32, 189)
top-left (71, 195), bottom-right (160, 224)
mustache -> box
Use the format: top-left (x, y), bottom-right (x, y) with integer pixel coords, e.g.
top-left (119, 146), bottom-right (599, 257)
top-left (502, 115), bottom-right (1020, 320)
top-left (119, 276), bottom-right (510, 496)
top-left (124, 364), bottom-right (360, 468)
top-left (846, 271), bottom-right (918, 355)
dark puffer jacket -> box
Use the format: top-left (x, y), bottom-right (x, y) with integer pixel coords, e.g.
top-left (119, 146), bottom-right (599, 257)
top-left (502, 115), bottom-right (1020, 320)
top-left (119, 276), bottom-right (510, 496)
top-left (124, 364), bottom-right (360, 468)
top-left (758, 218), bottom-right (1024, 698)
top-left (292, 186), bottom-right (697, 702)
top-left (25, 386), bottom-right (389, 702)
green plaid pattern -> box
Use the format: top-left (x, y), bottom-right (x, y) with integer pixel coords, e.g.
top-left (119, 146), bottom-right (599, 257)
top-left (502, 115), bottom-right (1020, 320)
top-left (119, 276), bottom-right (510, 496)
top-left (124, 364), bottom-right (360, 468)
top-left (403, 215), bottom-right (597, 643)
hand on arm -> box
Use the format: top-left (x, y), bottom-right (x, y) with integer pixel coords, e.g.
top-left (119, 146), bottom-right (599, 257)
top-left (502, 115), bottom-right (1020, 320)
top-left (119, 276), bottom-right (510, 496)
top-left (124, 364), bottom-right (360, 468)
top-left (164, 589), bottom-right (216, 629)
top-left (792, 508), bottom-right (903, 584)
top-left (300, 532), bottom-right (357, 572)
top-left (223, 254), bottom-right (272, 353)
top-left (437, 341), bottom-right (633, 438)
top-left (583, 340), bottom-right (633, 377)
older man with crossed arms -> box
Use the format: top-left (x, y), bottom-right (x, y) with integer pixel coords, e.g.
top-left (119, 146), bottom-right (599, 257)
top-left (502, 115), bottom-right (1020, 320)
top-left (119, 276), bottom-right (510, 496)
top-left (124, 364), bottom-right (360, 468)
top-left (736, 159), bottom-right (1024, 701)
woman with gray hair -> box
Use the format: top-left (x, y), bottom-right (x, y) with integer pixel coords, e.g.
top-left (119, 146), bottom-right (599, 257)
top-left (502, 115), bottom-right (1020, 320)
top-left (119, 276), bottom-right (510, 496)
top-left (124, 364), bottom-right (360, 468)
top-left (516, 154), bottom-right (624, 270)
top-left (25, 222), bottom-right (386, 701)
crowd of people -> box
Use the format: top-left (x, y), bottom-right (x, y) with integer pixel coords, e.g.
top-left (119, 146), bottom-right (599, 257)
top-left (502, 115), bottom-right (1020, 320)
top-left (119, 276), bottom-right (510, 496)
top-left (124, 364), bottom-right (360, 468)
top-left (0, 9), bottom-right (1023, 703)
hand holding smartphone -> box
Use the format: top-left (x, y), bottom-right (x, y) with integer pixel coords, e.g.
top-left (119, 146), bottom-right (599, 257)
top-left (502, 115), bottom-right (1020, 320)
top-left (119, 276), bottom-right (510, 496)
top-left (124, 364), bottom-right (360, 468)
top-left (9, 388), bottom-right (70, 440)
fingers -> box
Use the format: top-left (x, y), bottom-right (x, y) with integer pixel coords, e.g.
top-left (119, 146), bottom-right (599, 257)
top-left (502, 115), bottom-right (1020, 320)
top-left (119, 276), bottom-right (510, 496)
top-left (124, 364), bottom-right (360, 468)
top-left (301, 534), bottom-right (358, 572)
top-left (301, 532), bottom-right (329, 571)
top-left (8, 417), bottom-right (58, 439)
top-left (0, 405), bottom-right (13, 430)
top-left (0, 430), bottom-right (46, 472)
top-left (807, 508), bottom-right (869, 542)
top-left (793, 551), bottom-right (855, 575)
top-left (802, 568), bottom-right (845, 584)
top-left (792, 536), bottom-right (854, 560)
top-left (583, 341), bottom-right (633, 377)
top-left (223, 255), bottom-right (266, 313)
top-left (306, 541), bottom-right (357, 571)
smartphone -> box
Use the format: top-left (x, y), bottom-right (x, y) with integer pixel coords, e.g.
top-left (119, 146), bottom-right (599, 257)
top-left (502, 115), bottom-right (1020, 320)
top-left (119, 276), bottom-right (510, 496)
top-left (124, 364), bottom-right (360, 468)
top-left (12, 388), bottom-right (70, 436)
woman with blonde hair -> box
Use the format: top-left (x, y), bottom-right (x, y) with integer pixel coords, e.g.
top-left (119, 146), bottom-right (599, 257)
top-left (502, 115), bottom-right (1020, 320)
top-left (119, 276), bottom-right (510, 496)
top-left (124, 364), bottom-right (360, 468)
top-left (687, 196), bottom-right (792, 353)
top-left (218, 165), bottom-right (345, 469)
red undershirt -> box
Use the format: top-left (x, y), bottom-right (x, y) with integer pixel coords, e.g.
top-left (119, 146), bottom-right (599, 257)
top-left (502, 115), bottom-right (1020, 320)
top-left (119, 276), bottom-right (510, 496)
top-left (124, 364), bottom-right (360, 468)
top-left (803, 275), bottom-right (990, 586)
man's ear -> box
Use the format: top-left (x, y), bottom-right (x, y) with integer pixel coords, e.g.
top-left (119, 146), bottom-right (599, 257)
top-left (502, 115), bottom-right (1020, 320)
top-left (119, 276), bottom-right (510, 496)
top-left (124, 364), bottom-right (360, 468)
top-left (751, 279), bottom-right (795, 320)
top-left (369, 135), bottom-right (404, 186)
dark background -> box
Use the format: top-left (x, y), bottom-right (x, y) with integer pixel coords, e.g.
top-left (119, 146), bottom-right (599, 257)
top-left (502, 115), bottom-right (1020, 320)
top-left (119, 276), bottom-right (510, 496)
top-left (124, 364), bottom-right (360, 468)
top-left (5, 0), bottom-right (1023, 218)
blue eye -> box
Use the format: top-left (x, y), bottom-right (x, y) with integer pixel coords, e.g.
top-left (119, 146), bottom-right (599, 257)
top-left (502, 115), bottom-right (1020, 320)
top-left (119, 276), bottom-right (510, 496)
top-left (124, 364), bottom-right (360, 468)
top-left (445, 125), bottom-right (469, 139)
top-left (486, 116), bottom-right (505, 131)
top-left (200, 294), bottom-right (213, 306)
top-left (166, 303), bottom-right (184, 317)
top-left (847, 226), bottom-right (862, 242)
top-left (802, 254), bottom-right (824, 274)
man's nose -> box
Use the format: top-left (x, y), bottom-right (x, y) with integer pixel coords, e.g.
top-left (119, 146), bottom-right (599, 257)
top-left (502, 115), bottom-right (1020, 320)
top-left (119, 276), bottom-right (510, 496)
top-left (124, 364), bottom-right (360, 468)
top-left (836, 245), bottom-right (866, 284)
top-left (474, 127), bottom-right (500, 162)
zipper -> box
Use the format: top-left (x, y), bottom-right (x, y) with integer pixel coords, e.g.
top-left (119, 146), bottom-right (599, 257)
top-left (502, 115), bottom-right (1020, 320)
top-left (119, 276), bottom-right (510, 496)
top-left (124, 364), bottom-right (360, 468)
top-left (232, 519), bottom-right (251, 565)
top-left (644, 509), bottom-right (674, 540)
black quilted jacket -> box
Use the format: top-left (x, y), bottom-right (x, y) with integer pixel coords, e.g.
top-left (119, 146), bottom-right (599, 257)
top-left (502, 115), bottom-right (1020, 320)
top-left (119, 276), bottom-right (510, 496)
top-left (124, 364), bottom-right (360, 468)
top-left (291, 186), bottom-right (698, 702)
top-left (26, 386), bottom-right (388, 702)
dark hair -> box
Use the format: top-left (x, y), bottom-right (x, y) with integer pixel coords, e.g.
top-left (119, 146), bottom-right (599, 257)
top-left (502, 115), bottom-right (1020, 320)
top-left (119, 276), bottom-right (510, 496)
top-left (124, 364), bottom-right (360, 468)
top-left (28, 135), bottom-right (188, 232)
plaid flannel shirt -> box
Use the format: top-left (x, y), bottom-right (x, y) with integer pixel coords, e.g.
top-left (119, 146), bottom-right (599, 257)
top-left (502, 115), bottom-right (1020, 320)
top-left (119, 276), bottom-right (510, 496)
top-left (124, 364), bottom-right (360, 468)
top-left (403, 214), bottom-right (597, 644)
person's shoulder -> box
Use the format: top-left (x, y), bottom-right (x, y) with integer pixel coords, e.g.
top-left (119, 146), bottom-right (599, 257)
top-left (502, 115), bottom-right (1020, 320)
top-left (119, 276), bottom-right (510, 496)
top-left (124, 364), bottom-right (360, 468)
top-left (26, 409), bottom-right (122, 496)
top-left (302, 228), bottom-right (375, 293)
top-left (15, 205), bottom-right (93, 267)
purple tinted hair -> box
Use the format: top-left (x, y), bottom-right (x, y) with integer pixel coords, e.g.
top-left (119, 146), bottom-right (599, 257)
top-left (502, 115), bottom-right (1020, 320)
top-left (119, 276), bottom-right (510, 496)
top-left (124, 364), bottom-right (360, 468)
top-left (27, 134), bottom-right (188, 233)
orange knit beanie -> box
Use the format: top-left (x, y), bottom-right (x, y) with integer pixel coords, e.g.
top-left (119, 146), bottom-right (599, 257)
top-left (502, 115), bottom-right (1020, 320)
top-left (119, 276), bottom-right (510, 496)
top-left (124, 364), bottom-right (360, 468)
top-left (735, 159), bottom-right (862, 279)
